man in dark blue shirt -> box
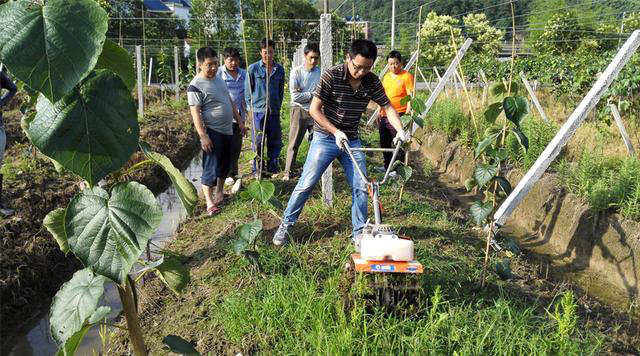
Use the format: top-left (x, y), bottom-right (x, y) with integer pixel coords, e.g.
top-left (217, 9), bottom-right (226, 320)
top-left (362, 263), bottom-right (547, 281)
top-left (1, 70), bottom-right (18, 217)
top-left (244, 38), bottom-right (286, 175)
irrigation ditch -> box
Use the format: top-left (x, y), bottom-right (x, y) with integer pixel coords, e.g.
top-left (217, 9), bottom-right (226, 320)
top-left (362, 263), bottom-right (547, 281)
top-left (417, 127), bottom-right (640, 309)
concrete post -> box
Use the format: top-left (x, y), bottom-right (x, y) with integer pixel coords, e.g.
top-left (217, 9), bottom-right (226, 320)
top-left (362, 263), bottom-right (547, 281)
top-left (391, 0), bottom-right (396, 49)
top-left (320, 13), bottom-right (333, 207)
top-left (147, 57), bottom-right (153, 86)
top-left (520, 71), bottom-right (549, 122)
top-left (174, 46), bottom-right (180, 101)
top-left (493, 30), bottom-right (640, 228)
top-left (136, 45), bottom-right (144, 118)
top-left (417, 66), bottom-right (433, 94)
top-left (610, 103), bottom-right (636, 157)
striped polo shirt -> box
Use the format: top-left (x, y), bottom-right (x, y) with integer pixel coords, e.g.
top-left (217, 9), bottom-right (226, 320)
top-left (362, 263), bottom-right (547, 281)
top-left (313, 64), bottom-right (390, 140)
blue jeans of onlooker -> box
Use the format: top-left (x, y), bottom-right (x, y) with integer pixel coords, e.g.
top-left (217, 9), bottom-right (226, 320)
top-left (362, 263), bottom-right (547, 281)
top-left (281, 131), bottom-right (368, 238)
top-left (251, 111), bottom-right (282, 172)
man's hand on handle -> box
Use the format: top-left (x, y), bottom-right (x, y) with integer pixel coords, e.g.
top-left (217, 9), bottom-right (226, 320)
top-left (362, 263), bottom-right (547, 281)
top-left (393, 129), bottom-right (410, 146)
top-left (334, 130), bottom-right (349, 150)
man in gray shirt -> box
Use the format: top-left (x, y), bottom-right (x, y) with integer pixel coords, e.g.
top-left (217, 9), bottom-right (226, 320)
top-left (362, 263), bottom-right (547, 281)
top-left (283, 43), bottom-right (320, 181)
top-left (188, 47), bottom-right (245, 215)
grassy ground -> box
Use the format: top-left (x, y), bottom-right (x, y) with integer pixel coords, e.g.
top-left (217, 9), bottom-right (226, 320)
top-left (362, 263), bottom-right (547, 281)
top-left (108, 110), bottom-right (638, 355)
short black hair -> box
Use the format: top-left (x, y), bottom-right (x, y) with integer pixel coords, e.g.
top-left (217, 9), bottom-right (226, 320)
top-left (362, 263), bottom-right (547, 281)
top-left (223, 47), bottom-right (241, 59)
top-left (260, 38), bottom-right (276, 50)
top-left (304, 43), bottom-right (320, 55)
top-left (387, 50), bottom-right (402, 62)
top-left (197, 47), bottom-right (217, 62)
top-left (348, 39), bottom-right (377, 60)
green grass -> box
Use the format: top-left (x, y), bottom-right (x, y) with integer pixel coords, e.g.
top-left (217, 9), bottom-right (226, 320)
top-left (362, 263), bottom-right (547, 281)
top-left (210, 180), bottom-right (604, 355)
top-left (423, 97), bottom-right (474, 142)
top-left (109, 112), bottom-right (617, 354)
top-left (506, 116), bottom-right (559, 170)
top-left (558, 148), bottom-right (640, 220)
top-left (104, 96), bottom-right (635, 354)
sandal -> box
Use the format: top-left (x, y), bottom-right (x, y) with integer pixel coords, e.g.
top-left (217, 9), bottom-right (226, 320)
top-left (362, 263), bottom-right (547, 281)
top-left (206, 205), bottom-right (221, 216)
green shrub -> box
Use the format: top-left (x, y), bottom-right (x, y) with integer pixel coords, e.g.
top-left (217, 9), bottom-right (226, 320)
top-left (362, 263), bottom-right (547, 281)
top-left (558, 149), bottom-right (640, 220)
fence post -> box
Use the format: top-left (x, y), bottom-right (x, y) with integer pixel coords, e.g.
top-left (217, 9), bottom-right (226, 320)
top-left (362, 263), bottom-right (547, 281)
top-left (520, 71), bottom-right (549, 122)
top-left (174, 46), bottom-right (180, 101)
top-left (610, 103), bottom-right (636, 157)
top-left (136, 45), bottom-right (144, 118)
top-left (320, 13), bottom-right (333, 207)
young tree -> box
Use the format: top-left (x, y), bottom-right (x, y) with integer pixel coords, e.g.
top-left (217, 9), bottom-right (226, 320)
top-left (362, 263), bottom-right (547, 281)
top-left (418, 11), bottom-right (462, 67)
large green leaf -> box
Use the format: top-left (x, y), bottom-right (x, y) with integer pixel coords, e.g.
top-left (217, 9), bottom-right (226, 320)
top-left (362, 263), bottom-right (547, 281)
top-left (0, 0), bottom-right (108, 102)
top-left (247, 181), bottom-right (275, 204)
top-left (396, 165), bottom-right (413, 182)
top-left (470, 201), bottom-right (494, 226)
top-left (49, 268), bottom-right (106, 345)
top-left (27, 70), bottom-right (139, 186)
top-left (44, 208), bottom-right (69, 255)
top-left (413, 116), bottom-right (425, 128)
top-left (162, 335), bottom-right (201, 356)
top-left (474, 132), bottom-right (500, 159)
top-left (483, 102), bottom-right (503, 124)
top-left (495, 176), bottom-right (513, 195)
top-left (233, 219), bottom-right (263, 255)
top-left (65, 182), bottom-right (163, 283)
top-left (55, 306), bottom-right (110, 356)
top-left (95, 39), bottom-right (136, 92)
top-left (140, 142), bottom-right (198, 216)
top-left (511, 127), bottom-right (529, 151)
top-left (502, 96), bottom-right (529, 127)
top-left (474, 164), bottom-right (499, 187)
top-left (409, 97), bottom-right (426, 115)
top-left (490, 81), bottom-right (521, 96)
top-left (154, 256), bottom-right (190, 296)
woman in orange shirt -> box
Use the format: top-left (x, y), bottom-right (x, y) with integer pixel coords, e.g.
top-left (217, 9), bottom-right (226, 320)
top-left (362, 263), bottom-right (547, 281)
top-left (378, 50), bottom-right (414, 173)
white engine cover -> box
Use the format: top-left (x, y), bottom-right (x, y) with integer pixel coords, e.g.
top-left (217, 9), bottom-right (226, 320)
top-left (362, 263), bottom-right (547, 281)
top-left (360, 224), bottom-right (414, 262)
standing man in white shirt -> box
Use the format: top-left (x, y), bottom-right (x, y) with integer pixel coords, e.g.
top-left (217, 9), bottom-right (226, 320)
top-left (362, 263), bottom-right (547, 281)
top-left (283, 43), bottom-right (320, 181)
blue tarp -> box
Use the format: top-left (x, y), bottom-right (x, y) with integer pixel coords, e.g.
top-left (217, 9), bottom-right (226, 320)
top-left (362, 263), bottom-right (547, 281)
top-left (143, 0), bottom-right (172, 12)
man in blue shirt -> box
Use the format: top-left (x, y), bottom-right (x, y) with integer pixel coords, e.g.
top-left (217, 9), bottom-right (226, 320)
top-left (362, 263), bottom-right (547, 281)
top-left (217, 47), bottom-right (247, 190)
top-left (244, 38), bottom-right (286, 175)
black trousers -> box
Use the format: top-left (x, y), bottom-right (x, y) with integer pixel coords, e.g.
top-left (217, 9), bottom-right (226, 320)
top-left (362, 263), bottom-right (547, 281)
top-left (378, 115), bottom-right (405, 170)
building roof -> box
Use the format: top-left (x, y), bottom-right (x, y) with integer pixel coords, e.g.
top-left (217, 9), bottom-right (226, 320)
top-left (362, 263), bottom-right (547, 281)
top-left (143, 0), bottom-right (172, 12)
top-left (163, 0), bottom-right (192, 7)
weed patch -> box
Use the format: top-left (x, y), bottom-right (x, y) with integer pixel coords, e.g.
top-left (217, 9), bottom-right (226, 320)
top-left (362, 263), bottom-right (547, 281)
top-left (558, 149), bottom-right (640, 220)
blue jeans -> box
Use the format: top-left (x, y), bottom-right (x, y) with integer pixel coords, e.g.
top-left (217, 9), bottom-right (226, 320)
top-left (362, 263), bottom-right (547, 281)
top-left (251, 111), bottom-right (282, 172)
top-left (282, 131), bottom-right (368, 237)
